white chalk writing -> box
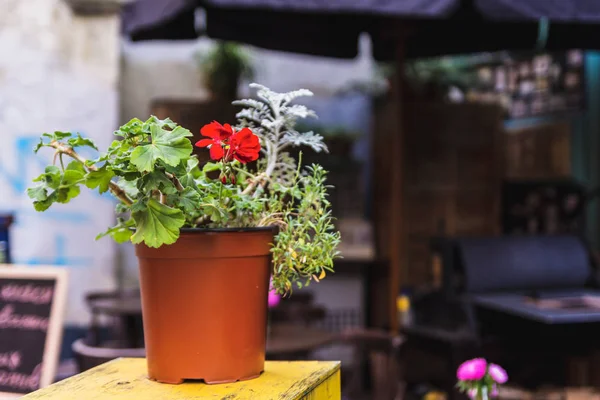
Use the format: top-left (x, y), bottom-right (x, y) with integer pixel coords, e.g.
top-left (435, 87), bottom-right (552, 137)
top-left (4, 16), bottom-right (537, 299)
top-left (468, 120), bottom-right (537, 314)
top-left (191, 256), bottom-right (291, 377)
top-left (0, 351), bottom-right (20, 370)
top-left (0, 305), bottom-right (48, 331)
top-left (0, 363), bottom-right (41, 391)
top-left (0, 283), bottom-right (53, 305)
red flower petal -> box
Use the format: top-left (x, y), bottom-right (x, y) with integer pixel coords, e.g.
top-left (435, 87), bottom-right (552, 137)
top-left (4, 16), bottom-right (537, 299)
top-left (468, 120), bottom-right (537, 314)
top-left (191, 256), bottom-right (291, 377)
top-left (235, 127), bottom-right (254, 140)
top-left (200, 121), bottom-right (233, 141)
top-left (209, 144), bottom-right (224, 160)
top-left (195, 139), bottom-right (213, 148)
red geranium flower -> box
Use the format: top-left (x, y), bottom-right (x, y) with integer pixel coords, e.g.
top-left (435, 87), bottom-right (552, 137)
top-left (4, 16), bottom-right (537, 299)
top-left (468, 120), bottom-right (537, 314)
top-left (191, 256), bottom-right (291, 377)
top-left (195, 121), bottom-right (234, 160)
top-left (195, 121), bottom-right (260, 164)
top-left (227, 128), bottom-right (261, 163)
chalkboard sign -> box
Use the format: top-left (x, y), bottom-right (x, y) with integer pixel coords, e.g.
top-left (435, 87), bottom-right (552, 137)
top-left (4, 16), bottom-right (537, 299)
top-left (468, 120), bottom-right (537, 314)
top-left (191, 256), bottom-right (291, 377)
top-left (0, 266), bottom-right (68, 396)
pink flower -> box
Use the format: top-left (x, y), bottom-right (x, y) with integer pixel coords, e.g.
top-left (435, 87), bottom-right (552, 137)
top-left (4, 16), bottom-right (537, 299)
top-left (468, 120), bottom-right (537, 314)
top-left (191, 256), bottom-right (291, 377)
top-left (268, 278), bottom-right (281, 308)
top-left (488, 363), bottom-right (508, 384)
top-left (457, 358), bottom-right (487, 381)
top-left (268, 290), bottom-right (281, 308)
top-left (491, 385), bottom-right (499, 396)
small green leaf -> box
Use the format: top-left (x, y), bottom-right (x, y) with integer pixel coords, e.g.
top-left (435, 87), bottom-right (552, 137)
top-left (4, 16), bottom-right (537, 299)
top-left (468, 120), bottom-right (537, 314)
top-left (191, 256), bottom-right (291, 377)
top-left (130, 125), bottom-right (193, 172)
top-left (55, 184), bottom-right (80, 204)
top-left (130, 198), bottom-right (185, 248)
top-left (29, 163), bottom-right (84, 210)
top-left (32, 192), bottom-right (58, 211)
top-left (33, 166), bottom-right (62, 189)
top-left (115, 118), bottom-right (144, 138)
top-left (62, 161), bottom-right (86, 186)
top-left (68, 133), bottom-right (98, 151)
top-left (96, 219), bottom-right (134, 243)
top-left (202, 162), bottom-right (221, 173)
top-left (138, 171), bottom-right (177, 195)
top-left (176, 187), bottom-right (201, 214)
top-left (34, 139), bottom-right (46, 153)
top-left (144, 116), bottom-right (177, 130)
top-left (26, 185), bottom-right (48, 202)
top-left (116, 177), bottom-right (139, 198)
top-left (41, 131), bottom-right (71, 141)
top-left (40, 162), bottom-right (85, 205)
top-left (85, 166), bottom-right (115, 194)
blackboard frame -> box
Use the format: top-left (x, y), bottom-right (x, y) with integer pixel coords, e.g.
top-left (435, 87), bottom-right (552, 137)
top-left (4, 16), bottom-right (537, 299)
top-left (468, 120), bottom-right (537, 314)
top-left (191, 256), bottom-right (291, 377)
top-left (0, 266), bottom-right (68, 397)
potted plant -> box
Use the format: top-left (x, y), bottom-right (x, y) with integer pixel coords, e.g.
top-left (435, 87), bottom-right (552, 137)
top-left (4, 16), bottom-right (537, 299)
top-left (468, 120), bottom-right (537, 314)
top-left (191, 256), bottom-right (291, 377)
top-left (456, 358), bottom-right (508, 399)
top-left (27, 84), bottom-right (341, 384)
top-left (196, 41), bottom-right (254, 102)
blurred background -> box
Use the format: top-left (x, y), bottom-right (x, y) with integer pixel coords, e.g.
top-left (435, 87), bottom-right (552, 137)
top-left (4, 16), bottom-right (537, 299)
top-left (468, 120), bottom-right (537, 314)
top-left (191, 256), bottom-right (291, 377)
top-left (3, 0), bottom-right (600, 398)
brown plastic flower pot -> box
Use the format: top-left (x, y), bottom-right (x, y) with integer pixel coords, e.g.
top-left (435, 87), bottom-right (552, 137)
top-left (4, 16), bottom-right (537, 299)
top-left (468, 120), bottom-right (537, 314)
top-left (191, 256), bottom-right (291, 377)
top-left (135, 227), bottom-right (274, 384)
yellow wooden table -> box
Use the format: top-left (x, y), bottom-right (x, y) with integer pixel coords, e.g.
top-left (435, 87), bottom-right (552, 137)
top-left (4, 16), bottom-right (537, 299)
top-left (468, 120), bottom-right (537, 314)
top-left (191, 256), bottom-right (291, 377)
top-left (22, 358), bottom-right (341, 400)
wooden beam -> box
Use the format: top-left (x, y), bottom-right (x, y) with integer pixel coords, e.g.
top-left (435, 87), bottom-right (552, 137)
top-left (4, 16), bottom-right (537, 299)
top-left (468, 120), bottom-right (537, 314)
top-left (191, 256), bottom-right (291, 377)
top-left (389, 36), bottom-right (406, 333)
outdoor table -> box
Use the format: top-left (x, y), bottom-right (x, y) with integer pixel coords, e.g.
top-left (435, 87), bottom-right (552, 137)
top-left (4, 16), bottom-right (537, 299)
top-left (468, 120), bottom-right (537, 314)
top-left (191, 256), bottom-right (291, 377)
top-left (22, 358), bottom-right (341, 399)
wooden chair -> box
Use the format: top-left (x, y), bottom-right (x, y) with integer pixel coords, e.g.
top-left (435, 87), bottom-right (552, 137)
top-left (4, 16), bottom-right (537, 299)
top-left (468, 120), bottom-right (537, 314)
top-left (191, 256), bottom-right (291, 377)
top-left (72, 338), bottom-right (145, 373)
top-left (320, 328), bottom-right (405, 400)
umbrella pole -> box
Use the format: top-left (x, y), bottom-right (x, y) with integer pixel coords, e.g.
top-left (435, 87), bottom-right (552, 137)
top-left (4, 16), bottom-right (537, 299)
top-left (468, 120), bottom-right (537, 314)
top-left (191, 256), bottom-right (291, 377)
top-left (389, 36), bottom-right (406, 333)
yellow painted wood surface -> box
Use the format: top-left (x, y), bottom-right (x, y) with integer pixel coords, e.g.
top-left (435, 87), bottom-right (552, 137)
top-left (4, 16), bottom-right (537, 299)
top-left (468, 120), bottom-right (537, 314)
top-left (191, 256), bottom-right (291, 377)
top-left (22, 358), bottom-right (341, 400)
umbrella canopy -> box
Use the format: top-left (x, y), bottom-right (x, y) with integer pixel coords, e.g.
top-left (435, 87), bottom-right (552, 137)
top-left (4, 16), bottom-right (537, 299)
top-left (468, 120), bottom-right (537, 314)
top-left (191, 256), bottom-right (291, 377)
top-left (123, 0), bottom-right (600, 59)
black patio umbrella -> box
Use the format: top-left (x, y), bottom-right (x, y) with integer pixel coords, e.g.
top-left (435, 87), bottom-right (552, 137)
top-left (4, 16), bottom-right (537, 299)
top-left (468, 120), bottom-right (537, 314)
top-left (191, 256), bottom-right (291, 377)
top-left (123, 0), bottom-right (600, 59)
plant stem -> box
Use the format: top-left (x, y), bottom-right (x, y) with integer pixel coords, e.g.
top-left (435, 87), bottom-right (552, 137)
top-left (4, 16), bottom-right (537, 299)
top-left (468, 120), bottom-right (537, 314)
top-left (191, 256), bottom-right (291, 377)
top-left (49, 141), bottom-right (133, 206)
top-left (165, 172), bottom-right (184, 192)
top-left (241, 172), bottom-right (266, 196)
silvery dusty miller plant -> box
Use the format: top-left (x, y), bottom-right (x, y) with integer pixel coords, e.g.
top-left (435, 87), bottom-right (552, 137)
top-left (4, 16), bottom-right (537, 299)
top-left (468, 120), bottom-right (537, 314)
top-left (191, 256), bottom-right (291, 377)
top-left (28, 84), bottom-right (341, 294)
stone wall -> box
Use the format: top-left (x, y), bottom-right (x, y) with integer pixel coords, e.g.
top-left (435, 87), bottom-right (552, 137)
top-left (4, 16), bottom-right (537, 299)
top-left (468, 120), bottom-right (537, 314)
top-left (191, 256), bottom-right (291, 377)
top-left (0, 0), bottom-right (120, 325)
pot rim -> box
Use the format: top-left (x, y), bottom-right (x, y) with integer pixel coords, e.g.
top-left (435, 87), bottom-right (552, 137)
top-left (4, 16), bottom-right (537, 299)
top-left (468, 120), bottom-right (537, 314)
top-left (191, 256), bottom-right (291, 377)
top-left (179, 226), bottom-right (276, 234)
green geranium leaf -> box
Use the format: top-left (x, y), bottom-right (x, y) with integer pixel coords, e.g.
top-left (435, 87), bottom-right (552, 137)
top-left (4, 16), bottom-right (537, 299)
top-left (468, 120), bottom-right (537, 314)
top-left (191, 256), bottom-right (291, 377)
top-left (116, 177), bottom-right (139, 198)
top-left (32, 192), bottom-right (58, 211)
top-left (115, 118), bottom-right (144, 138)
top-left (34, 139), bottom-right (47, 154)
top-left (29, 162), bottom-right (85, 209)
top-left (130, 198), bottom-right (185, 248)
top-left (202, 162), bottom-right (221, 173)
top-left (33, 166), bottom-right (62, 189)
top-left (56, 162), bottom-right (84, 203)
top-left (68, 133), bottom-right (98, 151)
top-left (130, 125), bottom-right (193, 172)
top-left (144, 116), bottom-right (177, 131)
top-left (111, 167), bottom-right (140, 181)
top-left (85, 166), bottom-right (115, 194)
top-left (26, 185), bottom-right (48, 202)
top-left (176, 187), bottom-right (201, 214)
top-left (138, 171), bottom-right (177, 195)
top-left (42, 131), bottom-right (71, 141)
top-left (55, 184), bottom-right (80, 203)
top-left (96, 219), bottom-right (134, 243)
top-left (62, 161), bottom-right (85, 185)
top-left (179, 158), bottom-right (201, 188)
